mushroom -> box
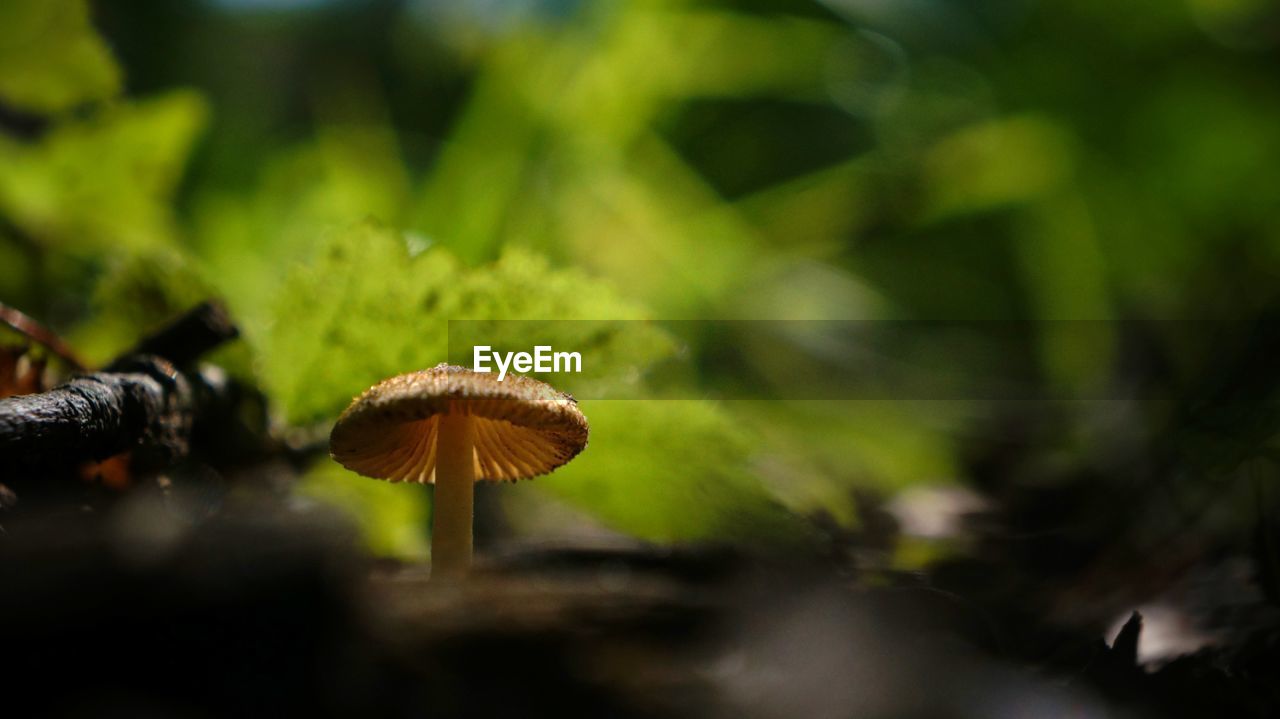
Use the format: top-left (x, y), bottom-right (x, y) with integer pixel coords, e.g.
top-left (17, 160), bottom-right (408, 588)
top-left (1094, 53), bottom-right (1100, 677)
top-left (329, 364), bottom-right (589, 579)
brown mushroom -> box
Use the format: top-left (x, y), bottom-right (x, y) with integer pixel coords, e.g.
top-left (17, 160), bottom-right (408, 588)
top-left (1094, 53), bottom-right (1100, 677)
top-left (329, 364), bottom-right (589, 579)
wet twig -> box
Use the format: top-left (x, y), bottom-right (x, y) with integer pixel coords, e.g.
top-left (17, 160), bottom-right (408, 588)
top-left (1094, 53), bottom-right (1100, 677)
top-left (0, 302), bottom-right (240, 479)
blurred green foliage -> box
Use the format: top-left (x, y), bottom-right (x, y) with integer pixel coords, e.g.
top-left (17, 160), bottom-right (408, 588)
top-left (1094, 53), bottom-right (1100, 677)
top-left (544, 399), bottom-right (810, 543)
top-left (261, 221), bottom-right (668, 425)
top-left (300, 459), bottom-right (433, 560)
top-left (0, 0), bottom-right (120, 113)
top-left (0, 92), bottom-right (206, 252)
top-left (73, 247), bottom-right (219, 364)
top-left (3, 0), bottom-right (1280, 557)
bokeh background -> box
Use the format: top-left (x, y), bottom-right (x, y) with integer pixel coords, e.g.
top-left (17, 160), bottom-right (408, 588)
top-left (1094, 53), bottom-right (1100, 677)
top-left (4, 0), bottom-right (1280, 633)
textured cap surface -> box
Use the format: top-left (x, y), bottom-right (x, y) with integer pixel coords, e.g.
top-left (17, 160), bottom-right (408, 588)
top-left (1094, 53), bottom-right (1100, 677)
top-left (329, 364), bottom-right (588, 483)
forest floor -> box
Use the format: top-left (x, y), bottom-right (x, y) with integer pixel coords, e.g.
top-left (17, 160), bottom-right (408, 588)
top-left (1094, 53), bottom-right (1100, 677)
top-left (2, 502), bottom-right (1278, 719)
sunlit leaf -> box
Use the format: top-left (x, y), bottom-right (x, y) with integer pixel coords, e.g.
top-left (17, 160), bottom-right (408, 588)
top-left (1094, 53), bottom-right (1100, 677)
top-left (923, 115), bottom-right (1074, 219)
top-left (261, 221), bottom-right (671, 425)
top-left (738, 399), bottom-right (961, 525)
top-left (539, 399), bottom-right (811, 544)
top-left (193, 116), bottom-right (412, 322)
top-left (260, 221), bottom-right (452, 425)
top-left (298, 461), bottom-right (431, 560)
top-left (0, 0), bottom-right (121, 112)
top-left (70, 247), bottom-right (229, 367)
top-left (0, 91), bottom-right (207, 251)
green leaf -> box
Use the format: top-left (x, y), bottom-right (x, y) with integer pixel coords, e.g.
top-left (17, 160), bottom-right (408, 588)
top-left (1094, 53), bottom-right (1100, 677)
top-left (741, 399), bottom-right (960, 503)
top-left (922, 115), bottom-right (1075, 219)
top-left (70, 247), bottom-right (229, 367)
top-left (268, 222), bottom-right (797, 543)
top-left (0, 0), bottom-right (121, 112)
top-left (259, 221), bottom-right (670, 425)
top-left (538, 399), bottom-right (809, 544)
top-left (259, 221), bottom-right (456, 425)
top-left (298, 461), bottom-right (431, 560)
top-left (192, 118), bottom-right (413, 326)
top-left (0, 91), bottom-right (207, 251)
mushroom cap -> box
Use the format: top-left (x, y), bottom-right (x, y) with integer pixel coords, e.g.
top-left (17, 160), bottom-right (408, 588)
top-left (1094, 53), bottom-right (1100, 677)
top-left (329, 364), bottom-right (588, 483)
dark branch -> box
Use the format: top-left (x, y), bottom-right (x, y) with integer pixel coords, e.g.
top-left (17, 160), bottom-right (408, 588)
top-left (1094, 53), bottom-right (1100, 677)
top-left (109, 301), bottom-right (240, 369)
top-left (0, 356), bottom-right (193, 475)
top-left (0, 302), bottom-right (242, 483)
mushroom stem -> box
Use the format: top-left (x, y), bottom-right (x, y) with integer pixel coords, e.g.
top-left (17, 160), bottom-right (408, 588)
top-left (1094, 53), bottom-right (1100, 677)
top-left (432, 411), bottom-right (474, 579)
